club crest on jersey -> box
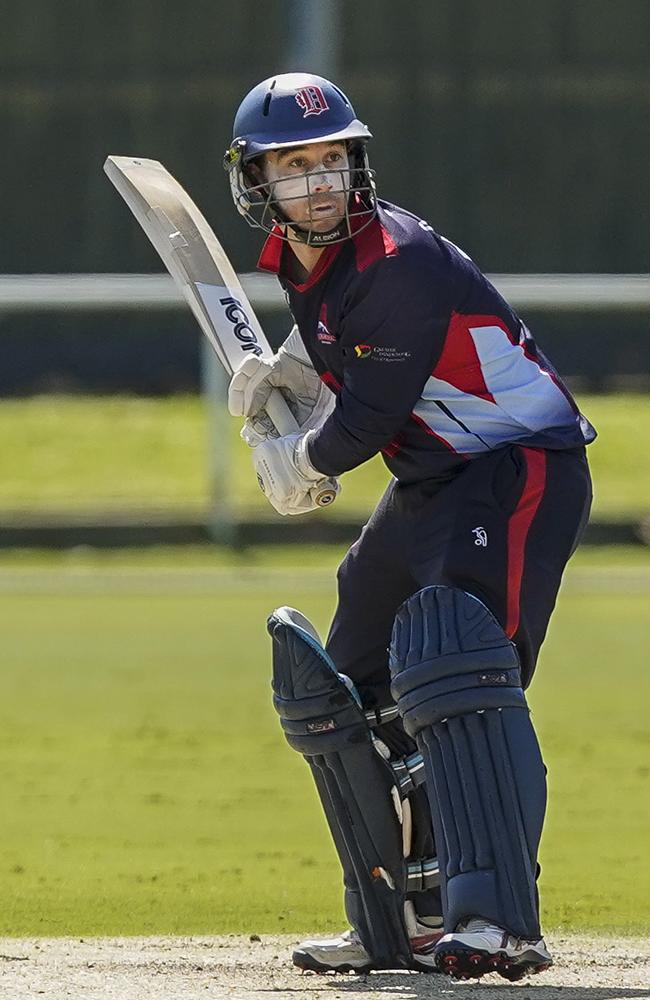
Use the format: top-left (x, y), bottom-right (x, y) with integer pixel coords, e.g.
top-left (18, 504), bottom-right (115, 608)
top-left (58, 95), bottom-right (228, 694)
top-left (354, 343), bottom-right (373, 359)
top-left (317, 303), bottom-right (336, 344)
top-left (295, 86), bottom-right (330, 117)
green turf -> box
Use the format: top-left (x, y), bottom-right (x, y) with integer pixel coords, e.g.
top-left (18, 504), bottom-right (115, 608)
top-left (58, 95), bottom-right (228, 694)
top-left (0, 393), bottom-right (647, 518)
top-left (1, 561), bottom-right (648, 936)
top-left (0, 396), bottom-right (207, 513)
top-left (0, 542), bottom-right (649, 571)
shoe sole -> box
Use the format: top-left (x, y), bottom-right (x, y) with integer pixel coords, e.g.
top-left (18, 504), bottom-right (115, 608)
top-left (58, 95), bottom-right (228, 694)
top-left (435, 944), bottom-right (552, 982)
top-left (292, 951), bottom-right (374, 975)
top-left (292, 949), bottom-right (442, 976)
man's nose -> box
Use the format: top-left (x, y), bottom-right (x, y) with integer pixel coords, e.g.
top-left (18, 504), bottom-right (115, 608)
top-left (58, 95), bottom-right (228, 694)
top-left (310, 167), bottom-right (333, 193)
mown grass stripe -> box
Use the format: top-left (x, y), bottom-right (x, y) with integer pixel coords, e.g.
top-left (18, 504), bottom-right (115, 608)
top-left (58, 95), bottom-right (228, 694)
top-left (0, 564), bottom-right (648, 596)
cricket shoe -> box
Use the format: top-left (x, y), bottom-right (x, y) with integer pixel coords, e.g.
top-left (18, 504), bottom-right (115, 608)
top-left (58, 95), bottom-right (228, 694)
top-left (434, 918), bottom-right (553, 981)
top-left (292, 923), bottom-right (444, 975)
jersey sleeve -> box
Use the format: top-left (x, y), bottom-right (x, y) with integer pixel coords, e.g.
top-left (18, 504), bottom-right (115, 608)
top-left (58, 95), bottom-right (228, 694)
top-left (308, 253), bottom-right (451, 476)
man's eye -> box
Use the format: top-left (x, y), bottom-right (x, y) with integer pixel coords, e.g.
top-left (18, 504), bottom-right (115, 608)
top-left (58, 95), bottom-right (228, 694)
top-left (326, 152), bottom-right (343, 163)
top-left (288, 158), bottom-right (306, 169)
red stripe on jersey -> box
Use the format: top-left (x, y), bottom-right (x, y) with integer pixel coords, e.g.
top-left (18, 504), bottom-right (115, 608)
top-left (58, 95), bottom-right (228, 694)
top-left (289, 243), bottom-right (342, 291)
top-left (353, 217), bottom-right (398, 273)
top-left (409, 410), bottom-right (468, 456)
top-left (257, 224), bottom-right (285, 273)
top-left (505, 447), bottom-right (547, 638)
top-left (320, 371), bottom-right (342, 393)
top-left (382, 431), bottom-right (405, 457)
top-left (433, 313), bottom-right (518, 402)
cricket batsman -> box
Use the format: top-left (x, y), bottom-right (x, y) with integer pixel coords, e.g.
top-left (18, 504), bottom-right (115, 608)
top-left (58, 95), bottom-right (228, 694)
top-left (224, 73), bottom-right (595, 981)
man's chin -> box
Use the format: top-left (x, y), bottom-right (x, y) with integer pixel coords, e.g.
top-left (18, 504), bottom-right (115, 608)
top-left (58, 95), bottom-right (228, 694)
top-left (295, 215), bottom-right (345, 235)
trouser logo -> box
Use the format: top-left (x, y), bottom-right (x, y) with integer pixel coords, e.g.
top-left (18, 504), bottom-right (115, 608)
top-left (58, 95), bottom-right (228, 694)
top-left (472, 526), bottom-right (488, 547)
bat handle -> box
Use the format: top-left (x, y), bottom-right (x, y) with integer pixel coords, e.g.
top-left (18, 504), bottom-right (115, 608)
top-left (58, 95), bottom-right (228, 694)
top-left (266, 388), bottom-right (338, 509)
top-left (308, 482), bottom-right (339, 507)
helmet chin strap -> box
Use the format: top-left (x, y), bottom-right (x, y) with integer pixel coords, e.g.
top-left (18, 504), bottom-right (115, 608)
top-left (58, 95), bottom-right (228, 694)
top-left (286, 219), bottom-right (349, 246)
top-left (271, 197), bottom-right (351, 247)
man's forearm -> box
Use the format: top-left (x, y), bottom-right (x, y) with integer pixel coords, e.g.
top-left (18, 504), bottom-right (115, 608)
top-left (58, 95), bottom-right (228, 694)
top-left (308, 402), bottom-right (406, 476)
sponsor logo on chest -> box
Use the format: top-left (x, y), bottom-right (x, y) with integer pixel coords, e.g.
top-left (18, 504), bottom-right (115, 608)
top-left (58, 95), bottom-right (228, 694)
top-left (351, 344), bottom-right (412, 362)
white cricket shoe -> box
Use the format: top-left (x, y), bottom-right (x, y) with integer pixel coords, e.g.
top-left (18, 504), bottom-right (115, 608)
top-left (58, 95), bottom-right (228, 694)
top-left (292, 921), bottom-right (443, 974)
top-left (434, 917), bottom-right (553, 981)
top-left (292, 929), bottom-right (373, 974)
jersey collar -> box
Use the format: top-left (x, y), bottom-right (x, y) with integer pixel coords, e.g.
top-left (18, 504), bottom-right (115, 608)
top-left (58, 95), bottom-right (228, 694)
top-left (257, 223), bottom-right (343, 293)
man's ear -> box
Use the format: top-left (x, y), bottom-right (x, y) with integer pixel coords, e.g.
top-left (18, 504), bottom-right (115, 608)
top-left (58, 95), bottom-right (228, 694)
top-left (247, 155), bottom-right (267, 184)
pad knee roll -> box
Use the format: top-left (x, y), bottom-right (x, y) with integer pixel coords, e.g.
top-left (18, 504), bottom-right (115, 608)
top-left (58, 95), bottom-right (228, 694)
top-left (390, 587), bottom-right (546, 940)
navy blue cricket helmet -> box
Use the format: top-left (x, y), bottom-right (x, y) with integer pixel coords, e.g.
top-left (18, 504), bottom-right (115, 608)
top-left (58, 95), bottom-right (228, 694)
top-left (224, 73), bottom-right (377, 245)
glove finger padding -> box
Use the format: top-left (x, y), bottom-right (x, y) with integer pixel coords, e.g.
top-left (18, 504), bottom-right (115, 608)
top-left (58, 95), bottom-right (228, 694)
top-left (294, 378), bottom-right (336, 432)
top-left (241, 411), bottom-right (278, 448)
top-left (278, 490), bottom-right (321, 516)
top-left (240, 381), bottom-right (336, 449)
top-left (229, 327), bottom-right (331, 436)
top-left (228, 356), bottom-right (275, 419)
top-left (253, 431), bottom-right (341, 516)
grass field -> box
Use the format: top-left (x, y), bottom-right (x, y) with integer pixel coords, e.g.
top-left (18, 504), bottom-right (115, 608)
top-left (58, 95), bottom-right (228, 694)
top-left (0, 393), bottom-right (648, 518)
top-left (1, 392), bottom-right (648, 938)
top-left (1, 548), bottom-right (648, 938)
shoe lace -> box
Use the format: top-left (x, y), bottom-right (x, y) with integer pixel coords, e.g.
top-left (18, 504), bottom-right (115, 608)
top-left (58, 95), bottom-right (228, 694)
top-left (462, 917), bottom-right (501, 933)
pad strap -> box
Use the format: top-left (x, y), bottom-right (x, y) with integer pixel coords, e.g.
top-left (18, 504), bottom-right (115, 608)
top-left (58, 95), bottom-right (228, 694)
top-left (365, 704), bottom-right (400, 727)
top-left (390, 751), bottom-right (426, 796)
top-left (407, 856), bottom-right (440, 892)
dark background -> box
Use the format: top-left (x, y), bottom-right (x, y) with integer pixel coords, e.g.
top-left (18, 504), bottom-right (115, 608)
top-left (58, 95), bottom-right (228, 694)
top-left (1, 0), bottom-right (648, 392)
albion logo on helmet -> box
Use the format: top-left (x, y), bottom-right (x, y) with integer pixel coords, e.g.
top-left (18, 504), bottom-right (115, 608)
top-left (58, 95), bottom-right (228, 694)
top-left (295, 85), bottom-right (330, 117)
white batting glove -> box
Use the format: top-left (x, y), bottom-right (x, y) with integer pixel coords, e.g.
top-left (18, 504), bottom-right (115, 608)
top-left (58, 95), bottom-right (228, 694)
top-left (253, 429), bottom-right (341, 516)
top-left (228, 326), bottom-right (334, 447)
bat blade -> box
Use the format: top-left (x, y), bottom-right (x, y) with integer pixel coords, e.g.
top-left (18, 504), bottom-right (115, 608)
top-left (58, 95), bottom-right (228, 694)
top-left (104, 155), bottom-right (269, 377)
top-left (104, 154), bottom-right (339, 508)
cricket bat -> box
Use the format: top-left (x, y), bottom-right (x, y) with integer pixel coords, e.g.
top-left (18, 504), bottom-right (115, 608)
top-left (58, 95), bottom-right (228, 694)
top-left (103, 155), bottom-right (337, 507)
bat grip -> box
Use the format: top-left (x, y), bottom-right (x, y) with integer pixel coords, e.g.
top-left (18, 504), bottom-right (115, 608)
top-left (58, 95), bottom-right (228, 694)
top-left (265, 388), bottom-right (338, 509)
top-left (265, 386), bottom-right (299, 435)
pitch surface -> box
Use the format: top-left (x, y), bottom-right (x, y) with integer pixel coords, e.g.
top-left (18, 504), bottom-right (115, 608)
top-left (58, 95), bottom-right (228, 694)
top-left (0, 934), bottom-right (649, 998)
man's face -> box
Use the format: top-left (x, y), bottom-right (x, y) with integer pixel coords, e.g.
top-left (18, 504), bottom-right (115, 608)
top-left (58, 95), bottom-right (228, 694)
top-left (263, 141), bottom-right (350, 234)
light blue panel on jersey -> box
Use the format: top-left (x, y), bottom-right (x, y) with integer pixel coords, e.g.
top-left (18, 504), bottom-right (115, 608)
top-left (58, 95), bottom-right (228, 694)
top-left (389, 586), bottom-right (546, 940)
top-left (414, 322), bottom-right (578, 453)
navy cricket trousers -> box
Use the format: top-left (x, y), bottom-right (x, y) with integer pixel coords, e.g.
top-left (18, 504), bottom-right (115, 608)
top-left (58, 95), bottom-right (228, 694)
top-left (326, 444), bottom-right (592, 706)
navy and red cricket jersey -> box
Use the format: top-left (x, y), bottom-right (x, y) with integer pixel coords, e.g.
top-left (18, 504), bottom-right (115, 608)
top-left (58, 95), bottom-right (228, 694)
top-left (258, 200), bottom-right (596, 482)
